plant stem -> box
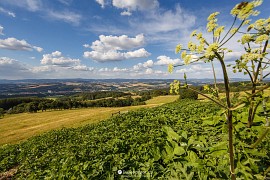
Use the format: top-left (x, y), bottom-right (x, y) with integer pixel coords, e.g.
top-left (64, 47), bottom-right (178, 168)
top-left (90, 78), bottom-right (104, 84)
top-left (250, 127), bottom-right (270, 148)
top-left (214, 51), bottom-right (235, 180)
top-left (187, 86), bottom-right (226, 108)
top-left (247, 40), bottom-right (269, 127)
top-left (211, 61), bottom-right (218, 91)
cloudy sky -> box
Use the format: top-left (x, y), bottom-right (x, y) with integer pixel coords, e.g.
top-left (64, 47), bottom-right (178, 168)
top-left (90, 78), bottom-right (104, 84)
top-left (0, 0), bottom-right (269, 79)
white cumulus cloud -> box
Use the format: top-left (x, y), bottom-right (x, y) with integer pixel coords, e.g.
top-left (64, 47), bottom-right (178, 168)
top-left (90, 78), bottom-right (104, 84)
top-left (41, 51), bottom-right (80, 66)
top-left (0, 37), bottom-right (43, 52)
top-left (97, 0), bottom-right (159, 15)
top-left (155, 55), bottom-right (180, 66)
top-left (95, 0), bottom-right (158, 15)
top-left (33, 46), bottom-right (43, 52)
top-left (133, 60), bottom-right (154, 71)
top-left (83, 34), bottom-right (150, 62)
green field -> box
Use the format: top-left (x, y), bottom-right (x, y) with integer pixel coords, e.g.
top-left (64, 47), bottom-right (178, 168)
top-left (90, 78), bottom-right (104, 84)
top-left (0, 95), bottom-right (178, 145)
top-left (145, 95), bottom-right (179, 105)
top-left (0, 99), bottom-right (268, 179)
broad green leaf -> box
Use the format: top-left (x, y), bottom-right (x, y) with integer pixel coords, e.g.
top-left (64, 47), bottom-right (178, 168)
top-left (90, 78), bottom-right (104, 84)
top-left (189, 151), bottom-right (198, 162)
top-left (181, 131), bottom-right (188, 140)
top-left (163, 126), bottom-right (180, 141)
top-left (209, 141), bottom-right (227, 152)
top-left (173, 146), bottom-right (185, 156)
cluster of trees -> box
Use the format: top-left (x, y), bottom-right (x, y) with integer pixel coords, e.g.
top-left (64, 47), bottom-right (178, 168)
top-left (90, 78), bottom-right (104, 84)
top-left (74, 91), bottom-right (131, 100)
top-left (179, 89), bottom-right (198, 100)
top-left (86, 96), bottom-right (147, 107)
top-left (0, 97), bottom-right (45, 111)
top-left (137, 88), bottom-right (169, 97)
top-left (0, 94), bottom-right (153, 115)
top-left (0, 89), bottom-right (172, 116)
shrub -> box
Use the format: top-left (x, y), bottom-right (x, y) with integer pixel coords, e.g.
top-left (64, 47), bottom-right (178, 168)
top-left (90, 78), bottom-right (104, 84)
top-left (179, 88), bottom-right (198, 100)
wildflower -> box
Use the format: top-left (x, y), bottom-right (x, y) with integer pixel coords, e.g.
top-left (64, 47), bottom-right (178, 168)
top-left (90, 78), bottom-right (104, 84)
top-left (231, 1), bottom-right (259, 20)
top-left (240, 34), bottom-right (253, 44)
top-left (207, 12), bottom-right (219, 32)
top-left (175, 44), bottom-right (182, 54)
top-left (168, 64), bottom-right (174, 73)
top-left (203, 85), bottom-right (210, 91)
top-left (205, 43), bottom-right (219, 58)
top-left (183, 55), bottom-right (192, 65)
top-left (242, 53), bottom-right (262, 61)
top-left (181, 51), bottom-right (187, 59)
top-left (254, 18), bottom-right (265, 30)
top-left (188, 42), bottom-right (197, 52)
top-left (197, 44), bottom-right (204, 53)
top-left (255, 34), bottom-right (269, 44)
top-left (207, 12), bottom-right (220, 21)
top-left (214, 26), bottom-right (225, 37)
top-left (266, 24), bottom-right (270, 31)
top-left (247, 24), bottom-right (254, 31)
top-left (199, 38), bottom-right (205, 44)
top-left (243, 19), bottom-right (251, 25)
top-left (207, 19), bottom-right (218, 32)
top-left (196, 32), bottom-right (203, 40)
top-left (190, 30), bottom-right (197, 37)
top-left (230, 28), bottom-right (238, 34)
top-left (170, 80), bottom-right (181, 94)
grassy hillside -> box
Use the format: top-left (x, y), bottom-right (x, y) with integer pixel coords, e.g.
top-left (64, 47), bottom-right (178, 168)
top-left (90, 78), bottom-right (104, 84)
top-left (0, 99), bottom-right (269, 179)
top-left (145, 95), bottom-right (179, 105)
top-left (0, 95), bottom-right (178, 145)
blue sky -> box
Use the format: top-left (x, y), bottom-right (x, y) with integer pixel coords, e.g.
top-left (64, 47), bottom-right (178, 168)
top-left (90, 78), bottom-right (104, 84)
top-left (0, 0), bottom-right (269, 79)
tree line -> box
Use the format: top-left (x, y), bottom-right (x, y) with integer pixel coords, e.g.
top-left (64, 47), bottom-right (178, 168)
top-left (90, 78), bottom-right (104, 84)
top-left (0, 95), bottom-right (152, 117)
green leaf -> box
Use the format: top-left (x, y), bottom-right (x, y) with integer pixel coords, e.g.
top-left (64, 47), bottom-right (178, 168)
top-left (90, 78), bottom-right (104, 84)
top-left (210, 149), bottom-right (227, 157)
top-left (173, 146), bottom-right (185, 156)
top-left (188, 151), bottom-right (198, 162)
top-left (202, 120), bottom-right (215, 126)
top-left (235, 122), bottom-right (245, 132)
top-left (163, 126), bottom-right (180, 141)
top-left (181, 131), bottom-right (188, 140)
top-left (209, 141), bottom-right (227, 152)
top-left (187, 172), bottom-right (194, 180)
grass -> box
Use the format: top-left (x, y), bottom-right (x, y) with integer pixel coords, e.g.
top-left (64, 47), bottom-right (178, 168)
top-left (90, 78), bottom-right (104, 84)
top-left (145, 95), bottom-right (179, 105)
top-left (0, 95), bottom-right (178, 145)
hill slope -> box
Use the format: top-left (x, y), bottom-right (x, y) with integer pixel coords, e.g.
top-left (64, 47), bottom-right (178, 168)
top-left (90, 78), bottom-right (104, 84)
top-left (0, 99), bottom-right (269, 179)
top-left (0, 95), bottom-right (178, 145)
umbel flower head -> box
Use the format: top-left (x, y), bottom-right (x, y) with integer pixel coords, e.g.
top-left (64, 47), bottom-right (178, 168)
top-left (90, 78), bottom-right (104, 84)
top-left (231, 0), bottom-right (262, 20)
top-left (207, 12), bottom-right (219, 32)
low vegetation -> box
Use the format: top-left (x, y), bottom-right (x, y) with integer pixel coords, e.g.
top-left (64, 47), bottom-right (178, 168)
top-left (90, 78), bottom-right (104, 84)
top-left (0, 95), bottom-right (178, 145)
top-left (0, 100), bottom-right (268, 179)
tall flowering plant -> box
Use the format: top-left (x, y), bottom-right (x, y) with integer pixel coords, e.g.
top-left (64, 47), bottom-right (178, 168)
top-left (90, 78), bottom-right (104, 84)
top-left (169, 1), bottom-right (270, 179)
